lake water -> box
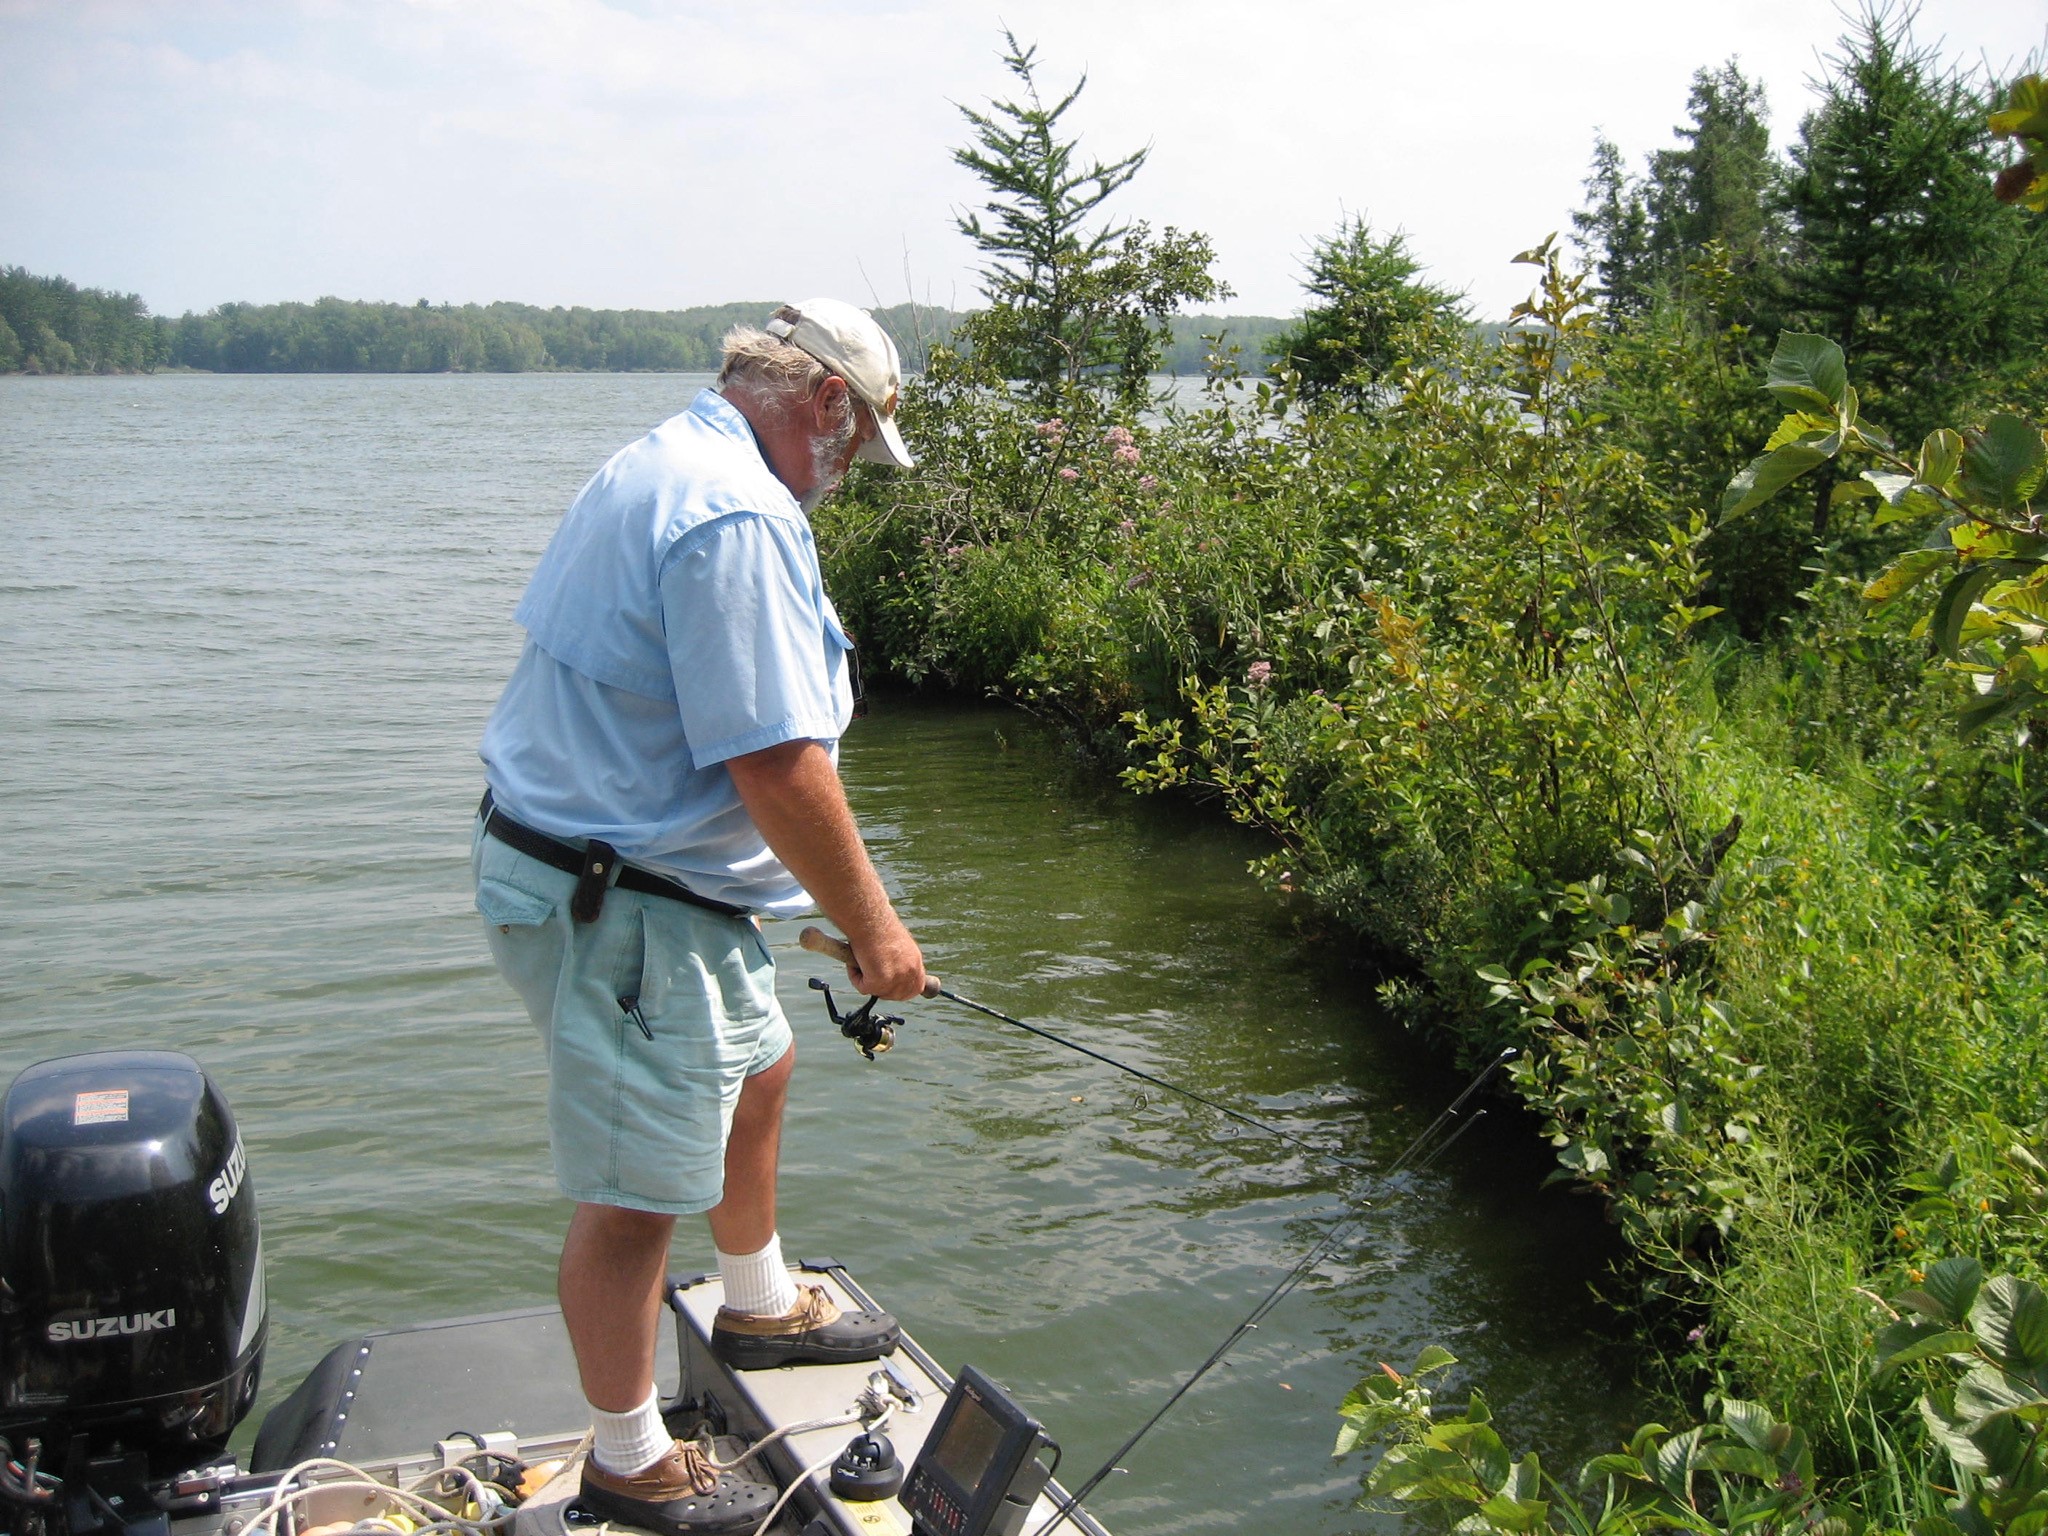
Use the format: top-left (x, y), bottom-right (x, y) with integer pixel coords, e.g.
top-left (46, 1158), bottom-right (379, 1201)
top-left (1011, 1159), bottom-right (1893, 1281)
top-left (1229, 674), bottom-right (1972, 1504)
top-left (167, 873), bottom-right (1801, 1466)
top-left (0, 372), bottom-right (1638, 1533)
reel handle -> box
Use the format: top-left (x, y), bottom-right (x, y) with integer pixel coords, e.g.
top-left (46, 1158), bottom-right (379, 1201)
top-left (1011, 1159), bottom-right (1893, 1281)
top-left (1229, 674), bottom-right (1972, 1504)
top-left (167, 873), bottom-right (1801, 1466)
top-left (799, 926), bottom-right (941, 1000)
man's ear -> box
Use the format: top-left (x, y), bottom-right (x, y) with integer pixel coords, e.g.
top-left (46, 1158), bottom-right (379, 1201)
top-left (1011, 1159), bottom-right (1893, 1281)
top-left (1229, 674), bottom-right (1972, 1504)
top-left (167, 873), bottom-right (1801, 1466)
top-left (812, 374), bottom-right (850, 427)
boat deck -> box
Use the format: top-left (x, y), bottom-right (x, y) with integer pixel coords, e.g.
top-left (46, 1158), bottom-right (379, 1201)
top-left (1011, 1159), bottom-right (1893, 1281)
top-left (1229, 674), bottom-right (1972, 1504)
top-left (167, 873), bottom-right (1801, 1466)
top-left (243, 1260), bottom-right (1110, 1536)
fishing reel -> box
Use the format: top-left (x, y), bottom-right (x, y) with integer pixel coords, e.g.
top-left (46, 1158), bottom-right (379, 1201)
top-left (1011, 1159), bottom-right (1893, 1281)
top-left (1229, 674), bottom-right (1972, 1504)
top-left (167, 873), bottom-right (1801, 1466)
top-left (808, 978), bottom-right (904, 1061)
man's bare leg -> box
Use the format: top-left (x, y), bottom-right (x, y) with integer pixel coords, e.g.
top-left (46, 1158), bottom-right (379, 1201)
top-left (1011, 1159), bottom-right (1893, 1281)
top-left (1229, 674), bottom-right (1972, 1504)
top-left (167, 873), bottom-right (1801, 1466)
top-left (707, 1043), bottom-right (794, 1256)
top-left (559, 1203), bottom-right (675, 1411)
top-left (559, 1045), bottom-right (796, 1413)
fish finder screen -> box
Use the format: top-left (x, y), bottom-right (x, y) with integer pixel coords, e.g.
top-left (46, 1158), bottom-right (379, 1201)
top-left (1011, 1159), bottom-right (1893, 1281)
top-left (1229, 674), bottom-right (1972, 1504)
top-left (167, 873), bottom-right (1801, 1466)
top-left (930, 1393), bottom-right (1005, 1490)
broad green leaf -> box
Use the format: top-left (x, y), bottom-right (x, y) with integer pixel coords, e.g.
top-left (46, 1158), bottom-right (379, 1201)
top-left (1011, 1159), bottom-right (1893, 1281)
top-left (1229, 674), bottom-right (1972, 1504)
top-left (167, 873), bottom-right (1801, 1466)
top-left (1920, 428), bottom-right (1965, 489)
top-left (1434, 1421), bottom-right (1512, 1489)
top-left (2000, 575), bottom-right (2048, 623)
top-left (1872, 1321), bottom-right (1977, 1373)
top-left (1581, 1452), bottom-right (1647, 1481)
top-left (1932, 560), bottom-right (2033, 661)
top-left (1970, 1275), bottom-right (2048, 1369)
top-left (1723, 441), bottom-right (1830, 517)
top-left (1831, 477), bottom-right (1877, 505)
top-left (1958, 689), bottom-right (2027, 742)
top-left (1414, 1344), bottom-right (1458, 1374)
top-left (1913, 1515), bottom-right (1971, 1536)
top-left (1499, 1454), bottom-right (1541, 1502)
top-left (1921, 1397), bottom-right (1991, 1473)
top-left (1872, 490), bottom-right (1946, 529)
top-left (1699, 1444), bottom-right (1774, 1480)
top-left (1713, 1396), bottom-right (1775, 1451)
top-left (1960, 416), bottom-right (2047, 511)
top-left (1651, 1426), bottom-right (1705, 1499)
top-left (1861, 470), bottom-right (1947, 527)
top-left (1989, 76), bottom-right (2048, 138)
top-left (1954, 1359), bottom-right (2048, 1422)
top-left (1767, 411), bottom-right (1834, 450)
top-left (1477, 1474), bottom-right (1550, 1533)
top-left (1922, 1256), bottom-right (1984, 1323)
top-left (1863, 547), bottom-right (1953, 604)
top-left (1764, 333), bottom-right (1848, 413)
top-left (1949, 526), bottom-right (2048, 560)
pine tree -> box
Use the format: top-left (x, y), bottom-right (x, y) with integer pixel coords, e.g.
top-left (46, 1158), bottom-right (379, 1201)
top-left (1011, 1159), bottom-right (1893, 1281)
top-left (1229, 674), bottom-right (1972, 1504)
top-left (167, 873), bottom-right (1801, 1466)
top-left (1779, 4), bottom-right (2048, 535)
top-left (952, 31), bottom-right (1225, 401)
top-left (1272, 217), bottom-right (1466, 400)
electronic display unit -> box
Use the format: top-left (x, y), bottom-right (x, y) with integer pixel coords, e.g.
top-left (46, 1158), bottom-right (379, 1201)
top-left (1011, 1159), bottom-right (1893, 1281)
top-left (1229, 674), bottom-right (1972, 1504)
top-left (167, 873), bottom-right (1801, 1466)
top-left (899, 1365), bottom-right (1054, 1536)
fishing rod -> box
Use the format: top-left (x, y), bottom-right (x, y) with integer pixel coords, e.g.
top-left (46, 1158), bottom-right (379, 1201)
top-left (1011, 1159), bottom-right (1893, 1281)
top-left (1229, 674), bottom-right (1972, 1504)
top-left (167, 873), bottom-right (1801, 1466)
top-left (798, 928), bottom-right (1408, 1176)
top-left (796, 926), bottom-right (1517, 1536)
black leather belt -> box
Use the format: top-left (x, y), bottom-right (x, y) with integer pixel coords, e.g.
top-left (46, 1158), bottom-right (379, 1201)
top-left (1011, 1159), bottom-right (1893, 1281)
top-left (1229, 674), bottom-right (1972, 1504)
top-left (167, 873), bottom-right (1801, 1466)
top-left (478, 789), bottom-right (750, 924)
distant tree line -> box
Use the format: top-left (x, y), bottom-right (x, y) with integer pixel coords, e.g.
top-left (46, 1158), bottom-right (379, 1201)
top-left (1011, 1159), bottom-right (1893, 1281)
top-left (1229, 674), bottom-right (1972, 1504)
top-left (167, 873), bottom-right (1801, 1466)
top-left (0, 268), bottom-right (165, 373)
top-left (0, 268), bottom-right (1288, 379)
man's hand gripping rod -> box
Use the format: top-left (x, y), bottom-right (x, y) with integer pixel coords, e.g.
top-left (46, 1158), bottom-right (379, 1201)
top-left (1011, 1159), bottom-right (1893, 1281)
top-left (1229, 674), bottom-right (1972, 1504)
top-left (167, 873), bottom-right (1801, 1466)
top-left (799, 927), bottom-right (940, 1060)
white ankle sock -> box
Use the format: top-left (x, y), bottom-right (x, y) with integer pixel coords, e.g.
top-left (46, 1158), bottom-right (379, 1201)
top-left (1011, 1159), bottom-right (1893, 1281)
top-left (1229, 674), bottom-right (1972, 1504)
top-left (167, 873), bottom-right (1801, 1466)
top-left (717, 1234), bottom-right (800, 1317)
top-left (589, 1386), bottom-right (668, 1475)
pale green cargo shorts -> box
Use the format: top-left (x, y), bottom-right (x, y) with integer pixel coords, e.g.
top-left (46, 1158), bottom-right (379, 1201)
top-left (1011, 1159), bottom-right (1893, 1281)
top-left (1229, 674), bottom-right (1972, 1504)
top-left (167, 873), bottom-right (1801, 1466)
top-left (472, 820), bottom-right (793, 1215)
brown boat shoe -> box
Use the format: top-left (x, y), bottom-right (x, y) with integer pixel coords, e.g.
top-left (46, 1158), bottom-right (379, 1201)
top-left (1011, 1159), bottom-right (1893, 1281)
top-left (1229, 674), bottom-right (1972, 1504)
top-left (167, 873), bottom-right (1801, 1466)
top-left (577, 1439), bottom-right (776, 1536)
top-left (710, 1282), bottom-right (900, 1371)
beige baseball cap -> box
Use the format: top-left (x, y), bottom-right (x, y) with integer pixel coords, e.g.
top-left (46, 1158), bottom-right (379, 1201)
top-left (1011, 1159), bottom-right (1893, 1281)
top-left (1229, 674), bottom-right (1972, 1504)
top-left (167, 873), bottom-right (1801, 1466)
top-left (765, 299), bottom-right (915, 469)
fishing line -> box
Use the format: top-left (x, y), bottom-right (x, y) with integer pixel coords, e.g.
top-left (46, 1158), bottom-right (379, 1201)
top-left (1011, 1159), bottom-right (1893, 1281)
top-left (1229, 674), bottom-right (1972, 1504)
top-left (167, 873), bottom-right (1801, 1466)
top-left (1024, 1046), bottom-right (1514, 1536)
top-left (795, 927), bottom-right (1516, 1536)
top-left (928, 984), bottom-right (1377, 1174)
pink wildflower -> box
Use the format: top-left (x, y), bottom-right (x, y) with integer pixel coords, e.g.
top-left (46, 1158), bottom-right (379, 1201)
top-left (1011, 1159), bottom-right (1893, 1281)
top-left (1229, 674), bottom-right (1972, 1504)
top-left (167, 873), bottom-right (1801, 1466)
top-left (1113, 444), bottom-right (1142, 467)
top-left (1246, 660), bottom-right (1273, 690)
top-left (1035, 418), bottom-right (1066, 443)
top-left (1104, 425), bottom-right (1135, 448)
top-left (1118, 518), bottom-right (1137, 534)
top-left (1138, 474), bottom-right (1159, 493)
top-left (1057, 466), bottom-right (1080, 483)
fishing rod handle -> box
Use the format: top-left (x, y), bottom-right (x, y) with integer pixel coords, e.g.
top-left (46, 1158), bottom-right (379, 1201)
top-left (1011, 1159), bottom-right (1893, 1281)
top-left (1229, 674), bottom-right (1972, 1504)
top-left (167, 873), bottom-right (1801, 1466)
top-left (798, 926), bottom-right (941, 999)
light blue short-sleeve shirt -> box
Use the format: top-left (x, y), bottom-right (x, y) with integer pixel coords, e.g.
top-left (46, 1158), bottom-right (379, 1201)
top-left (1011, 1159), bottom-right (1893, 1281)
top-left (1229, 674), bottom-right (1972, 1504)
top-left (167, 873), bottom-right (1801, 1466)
top-left (479, 389), bottom-right (854, 915)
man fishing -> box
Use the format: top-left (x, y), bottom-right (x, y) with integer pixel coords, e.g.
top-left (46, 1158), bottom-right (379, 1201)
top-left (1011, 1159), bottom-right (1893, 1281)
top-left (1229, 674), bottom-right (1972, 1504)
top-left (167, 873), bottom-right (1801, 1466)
top-left (471, 299), bottom-right (926, 1535)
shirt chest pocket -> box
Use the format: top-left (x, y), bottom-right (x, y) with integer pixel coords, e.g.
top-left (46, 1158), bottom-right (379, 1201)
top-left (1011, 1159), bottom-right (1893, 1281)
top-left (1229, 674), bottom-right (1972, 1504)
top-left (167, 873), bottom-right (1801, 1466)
top-left (821, 601), bottom-right (859, 729)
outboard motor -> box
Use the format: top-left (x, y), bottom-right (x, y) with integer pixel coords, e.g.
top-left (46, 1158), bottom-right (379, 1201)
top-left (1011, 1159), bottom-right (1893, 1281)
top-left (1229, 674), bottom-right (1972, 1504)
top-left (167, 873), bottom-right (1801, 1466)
top-left (0, 1051), bottom-right (266, 1489)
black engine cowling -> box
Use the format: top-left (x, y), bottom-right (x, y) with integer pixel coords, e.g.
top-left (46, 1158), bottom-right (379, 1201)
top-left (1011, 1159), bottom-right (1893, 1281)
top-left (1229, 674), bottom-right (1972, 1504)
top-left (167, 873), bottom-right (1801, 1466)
top-left (0, 1051), bottom-right (266, 1472)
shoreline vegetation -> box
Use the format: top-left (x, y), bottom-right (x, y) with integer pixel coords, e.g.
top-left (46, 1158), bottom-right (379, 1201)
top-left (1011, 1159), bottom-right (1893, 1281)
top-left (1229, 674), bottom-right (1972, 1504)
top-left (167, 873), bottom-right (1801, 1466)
top-left (0, 270), bottom-right (1292, 378)
top-left (806, 17), bottom-right (2048, 1534)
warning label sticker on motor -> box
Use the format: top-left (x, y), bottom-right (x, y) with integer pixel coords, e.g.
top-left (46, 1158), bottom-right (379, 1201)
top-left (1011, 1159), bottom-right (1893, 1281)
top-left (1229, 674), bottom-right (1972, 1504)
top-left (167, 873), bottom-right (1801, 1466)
top-left (73, 1091), bottom-right (129, 1126)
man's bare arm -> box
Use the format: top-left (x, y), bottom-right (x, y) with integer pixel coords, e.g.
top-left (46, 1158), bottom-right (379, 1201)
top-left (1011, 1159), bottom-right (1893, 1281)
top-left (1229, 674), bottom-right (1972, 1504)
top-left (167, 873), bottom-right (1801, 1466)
top-left (725, 738), bottom-right (925, 1000)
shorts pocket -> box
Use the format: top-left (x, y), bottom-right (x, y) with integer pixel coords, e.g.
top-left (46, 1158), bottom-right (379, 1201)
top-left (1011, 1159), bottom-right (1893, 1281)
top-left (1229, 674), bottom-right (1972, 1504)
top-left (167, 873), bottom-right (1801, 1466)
top-left (477, 877), bottom-right (555, 929)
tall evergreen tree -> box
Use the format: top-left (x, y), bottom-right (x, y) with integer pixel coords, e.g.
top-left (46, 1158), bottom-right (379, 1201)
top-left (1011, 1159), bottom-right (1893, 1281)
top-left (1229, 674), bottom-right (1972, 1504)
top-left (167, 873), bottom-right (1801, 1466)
top-left (1272, 216), bottom-right (1466, 400)
top-left (1573, 62), bottom-right (1779, 317)
top-left (1779, 4), bottom-right (2048, 535)
top-left (952, 30), bottom-right (1225, 401)
top-left (1572, 137), bottom-right (1654, 316)
top-left (1644, 63), bottom-right (1780, 272)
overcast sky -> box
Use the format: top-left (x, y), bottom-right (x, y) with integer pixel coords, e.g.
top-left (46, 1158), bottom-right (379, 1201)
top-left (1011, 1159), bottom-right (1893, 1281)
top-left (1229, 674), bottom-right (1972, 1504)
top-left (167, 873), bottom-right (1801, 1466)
top-left (5, 0), bottom-right (2043, 323)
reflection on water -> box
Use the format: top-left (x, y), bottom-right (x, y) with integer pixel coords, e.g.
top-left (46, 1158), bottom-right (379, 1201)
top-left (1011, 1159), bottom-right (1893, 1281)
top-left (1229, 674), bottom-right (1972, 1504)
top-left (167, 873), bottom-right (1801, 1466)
top-left (0, 374), bottom-right (1637, 1533)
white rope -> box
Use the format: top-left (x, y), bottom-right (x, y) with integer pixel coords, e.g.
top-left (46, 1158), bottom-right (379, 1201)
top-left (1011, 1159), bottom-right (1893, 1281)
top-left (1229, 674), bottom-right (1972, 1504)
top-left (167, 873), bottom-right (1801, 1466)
top-left (743, 1406), bottom-right (893, 1536)
top-left (236, 1455), bottom-right (517, 1536)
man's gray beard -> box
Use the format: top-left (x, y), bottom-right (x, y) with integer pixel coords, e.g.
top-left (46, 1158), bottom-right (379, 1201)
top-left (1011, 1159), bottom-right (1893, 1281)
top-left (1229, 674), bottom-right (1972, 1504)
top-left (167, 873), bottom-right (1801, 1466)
top-left (798, 415), bottom-right (858, 514)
